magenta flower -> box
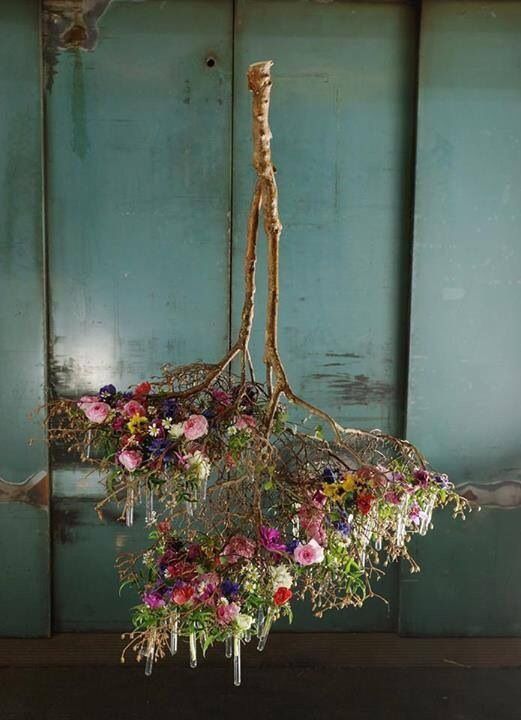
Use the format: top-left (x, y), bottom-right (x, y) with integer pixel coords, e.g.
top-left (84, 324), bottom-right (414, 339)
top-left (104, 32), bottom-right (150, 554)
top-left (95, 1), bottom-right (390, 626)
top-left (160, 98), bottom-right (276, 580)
top-left (259, 526), bottom-right (286, 554)
top-left (143, 591), bottom-right (165, 609)
top-left (183, 414), bottom-right (209, 440)
top-left (294, 539), bottom-right (324, 566)
top-left (212, 388), bottom-right (232, 405)
top-left (235, 414), bottom-right (256, 431)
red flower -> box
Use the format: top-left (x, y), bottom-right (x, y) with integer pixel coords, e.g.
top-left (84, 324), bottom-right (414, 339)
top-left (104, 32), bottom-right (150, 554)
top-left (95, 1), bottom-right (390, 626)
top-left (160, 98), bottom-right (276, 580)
top-left (356, 492), bottom-right (374, 515)
top-left (133, 381), bottom-right (151, 398)
top-left (157, 520), bottom-right (171, 535)
top-left (273, 587), bottom-right (293, 606)
top-left (172, 584), bottom-right (194, 605)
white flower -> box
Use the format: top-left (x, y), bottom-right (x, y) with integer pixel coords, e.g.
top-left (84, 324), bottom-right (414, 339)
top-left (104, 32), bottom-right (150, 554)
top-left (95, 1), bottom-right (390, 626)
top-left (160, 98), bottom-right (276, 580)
top-left (235, 614), bottom-right (253, 632)
top-left (226, 425), bottom-right (238, 436)
top-left (168, 422), bottom-right (184, 439)
top-left (148, 425), bottom-right (161, 437)
top-left (269, 565), bottom-right (293, 590)
top-left (186, 450), bottom-right (211, 481)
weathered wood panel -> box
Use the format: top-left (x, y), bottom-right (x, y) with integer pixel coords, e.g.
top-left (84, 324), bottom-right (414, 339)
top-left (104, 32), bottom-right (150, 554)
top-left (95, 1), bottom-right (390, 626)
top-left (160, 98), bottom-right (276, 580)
top-left (232, 0), bottom-right (418, 630)
top-left (0, 0), bottom-right (50, 636)
top-left (402, 1), bottom-right (521, 635)
top-left (45, 0), bottom-right (233, 630)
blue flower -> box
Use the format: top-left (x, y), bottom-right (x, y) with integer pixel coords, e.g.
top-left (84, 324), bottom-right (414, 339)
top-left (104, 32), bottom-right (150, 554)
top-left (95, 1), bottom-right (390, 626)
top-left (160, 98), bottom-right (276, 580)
top-left (162, 398), bottom-right (178, 419)
top-left (99, 384), bottom-right (116, 399)
top-left (285, 539), bottom-right (299, 553)
top-left (322, 466), bottom-right (337, 483)
top-left (147, 438), bottom-right (174, 463)
top-left (333, 520), bottom-right (352, 537)
top-left (221, 580), bottom-right (240, 599)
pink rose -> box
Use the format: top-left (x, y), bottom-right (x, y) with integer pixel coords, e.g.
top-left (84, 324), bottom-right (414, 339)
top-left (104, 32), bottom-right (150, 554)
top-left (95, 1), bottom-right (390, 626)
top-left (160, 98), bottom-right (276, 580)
top-left (222, 535), bottom-right (256, 563)
top-left (215, 601), bottom-right (240, 626)
top-left (78, 395), bottom-right (99, 411)
top-left (118, 449), bottom-right (142, 472)
top-left (183, 414), bottom-right (208, 440)
top-left (235, 414), bottom-right (256, 431)
top-left (82, 401), bottom-right (111, 424)
top-left (122, 400), bottom-right (147, 418)
top-left (293, 539), bottom-right (324, 566)
top-left (172, 584), bottom-right (194, 606)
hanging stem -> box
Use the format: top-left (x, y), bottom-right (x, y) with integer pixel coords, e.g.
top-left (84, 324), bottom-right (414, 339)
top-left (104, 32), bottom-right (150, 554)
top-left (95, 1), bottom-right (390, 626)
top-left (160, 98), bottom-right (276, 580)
top-left (247, 61), bottom-right (344, 441)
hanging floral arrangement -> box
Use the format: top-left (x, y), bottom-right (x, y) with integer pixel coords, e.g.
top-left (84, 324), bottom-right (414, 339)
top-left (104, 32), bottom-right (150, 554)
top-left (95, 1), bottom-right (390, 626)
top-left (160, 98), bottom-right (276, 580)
top-left (47, 61), bottom-right (468, 686)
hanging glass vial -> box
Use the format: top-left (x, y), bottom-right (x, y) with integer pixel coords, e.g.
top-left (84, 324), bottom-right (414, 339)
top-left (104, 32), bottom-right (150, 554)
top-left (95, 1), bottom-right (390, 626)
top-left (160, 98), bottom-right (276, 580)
top-left (125, 486), bottom-right (134, 528)
top-left (199, 475), bottom-right (208, 502)
top-left (145, 485), bottom-right (154, 524)
top-left (144, 633), bottom-right (155, 677)
top-left (85, 429), bottom-right (92, 460)
top-left (419, 496), bottom-right (435, 536)
top-left (395, 495), bottom-right (410, 547)
top-left (233, 634), bottom-right (241, 687)
top-left (255, 605), bottom-right (265, 637)
top-left (257, 609), bottom-right (273, 652)
top-left (189, 631), bottom-right (197, 668)
top-left (169, 615), bottom-right (178, 656)
top-left (224, 635), bottom-right (233, 659)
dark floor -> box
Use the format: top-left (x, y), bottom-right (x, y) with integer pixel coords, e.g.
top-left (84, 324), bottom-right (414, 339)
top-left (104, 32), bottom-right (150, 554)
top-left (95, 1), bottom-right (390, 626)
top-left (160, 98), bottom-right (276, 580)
top-left (2, 666), bottom-right (520, 720)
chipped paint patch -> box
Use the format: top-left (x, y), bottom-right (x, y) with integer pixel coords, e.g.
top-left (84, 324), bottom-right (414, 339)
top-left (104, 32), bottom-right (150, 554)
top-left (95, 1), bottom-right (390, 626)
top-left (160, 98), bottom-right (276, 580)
top-left (0, 472), bottom-right (49, 509)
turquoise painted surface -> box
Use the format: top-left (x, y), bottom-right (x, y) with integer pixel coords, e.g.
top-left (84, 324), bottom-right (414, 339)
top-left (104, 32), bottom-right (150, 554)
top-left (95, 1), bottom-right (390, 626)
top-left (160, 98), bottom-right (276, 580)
top-left (46, 0), bottom-right (233, 630)
top-left (232, 0), bottom-right (417, 630)
top-left (402, 1), bottom-right (521, 635)
top-left (0, 0), bottom-right (50, 636)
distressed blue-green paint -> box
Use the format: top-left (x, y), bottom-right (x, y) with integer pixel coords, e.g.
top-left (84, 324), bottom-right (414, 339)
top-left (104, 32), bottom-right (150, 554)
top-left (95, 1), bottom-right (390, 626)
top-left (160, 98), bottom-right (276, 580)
top-left (232, 0), bottom-right (417, 630)
top-left (402, 1), bottom-right (521, 635)
top-left (46, 0), bottom-right (233, 630)
top-left (0, 0), bottom-right (50, 636)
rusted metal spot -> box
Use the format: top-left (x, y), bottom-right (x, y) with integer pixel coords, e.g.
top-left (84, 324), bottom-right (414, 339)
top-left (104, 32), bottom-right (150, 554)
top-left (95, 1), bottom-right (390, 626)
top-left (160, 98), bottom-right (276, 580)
top-left (0, 472), bottom-right (49, 509)
top-left (310, 372), bottom-right (392, 405)
top-left (459, 479), bottom-right (521, 509)
top-left (43, 1), bottom-right (113, 90)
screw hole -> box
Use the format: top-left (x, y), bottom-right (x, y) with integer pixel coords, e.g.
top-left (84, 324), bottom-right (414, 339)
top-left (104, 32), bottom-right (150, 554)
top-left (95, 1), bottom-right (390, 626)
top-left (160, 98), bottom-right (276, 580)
top-left (206, 57), bottom-right (216, 68)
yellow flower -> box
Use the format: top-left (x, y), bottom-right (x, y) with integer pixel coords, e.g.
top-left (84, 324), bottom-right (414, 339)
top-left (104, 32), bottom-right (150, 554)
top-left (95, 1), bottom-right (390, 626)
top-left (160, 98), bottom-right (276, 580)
top-left (341, 473), bottom-right (356, 492)
top-left (127, 416), bottom-right (149, 435)
top-left (322, 483), bottom-right (347, 502)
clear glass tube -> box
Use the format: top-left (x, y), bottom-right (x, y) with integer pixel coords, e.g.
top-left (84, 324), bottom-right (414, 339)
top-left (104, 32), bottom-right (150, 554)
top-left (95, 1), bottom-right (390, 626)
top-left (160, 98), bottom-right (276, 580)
top-left (144, 636), bottom-right (155, 677)
top-left (244, 630), bottom-right (251, 643)
top-left (257, 609), bottom-right (273, 652)
top-left (256, 606), bottom-right (265, 637)
top-left (395, 495), bottom-right (410, 547)
top-left (85, 429), bottom-right (92, 460)
top-left (125, 487), bottom-right (134, 528)
top-left (145, 486), bottom-right (154, 524)
top-left (169, 616), bottom-right (178, 656)
top-left (419, 497), bottom-right (435, 536)
top-left (200, 476), bottom-right (208, 502)
top-left (233, 635), bottom-right (241, 687)
top-left (225, 635), bottom-right (232, 658)
top-left (189, 632), bottom-right (197, 668)
top-left (185, 500), bottom-right (194, 517)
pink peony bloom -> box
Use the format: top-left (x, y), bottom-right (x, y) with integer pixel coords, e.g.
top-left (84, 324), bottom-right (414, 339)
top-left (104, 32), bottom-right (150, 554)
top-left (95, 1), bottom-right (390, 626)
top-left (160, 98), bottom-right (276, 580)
top-left (215, 601), bottom-right (240, 626)
top-left (118, 449), bottom-right (142, 472)
top-left (298, 506), bottom-right (327, 546)
top-left (235, 414), bottom-right (256, 431)
top-left (183, 414), bottom-right (208, 440)
top-left (294, 539), bottom-right (325, 566)
top-left (222, 535), bottom-right (256, 563)
top-left (82, 401), bottom-right (111, 424)
top-left (122, 400), bottom-right (147, 418)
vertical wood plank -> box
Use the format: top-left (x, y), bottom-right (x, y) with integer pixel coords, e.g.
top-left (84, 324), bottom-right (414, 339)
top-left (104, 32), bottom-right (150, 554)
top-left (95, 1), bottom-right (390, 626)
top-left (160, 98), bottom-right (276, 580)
top-left (45, 0), bottom-right (233, 630)
top-left (402, 0), bottom-right (521, 635)
top-left (233, 0), bottom-right (418, 630)
top-left (0, 0), bottom-right (50, 636)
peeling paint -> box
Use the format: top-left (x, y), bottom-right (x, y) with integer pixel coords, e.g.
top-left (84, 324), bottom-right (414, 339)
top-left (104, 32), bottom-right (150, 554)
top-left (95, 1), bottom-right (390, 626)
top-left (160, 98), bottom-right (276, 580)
top-left (310, 372), bottom-right (393, 405)
top-left (0, 472), bottom-right (49, 509)
top-left (459, 480), bottom-right (521, 509)
top-left (43, 0), bottom-right (113, 90)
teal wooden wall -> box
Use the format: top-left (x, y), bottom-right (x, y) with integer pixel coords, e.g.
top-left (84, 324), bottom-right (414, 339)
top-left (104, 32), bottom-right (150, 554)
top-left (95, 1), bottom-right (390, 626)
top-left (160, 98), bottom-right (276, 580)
top-left (1, 0), bottom-right (520, 636)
